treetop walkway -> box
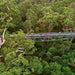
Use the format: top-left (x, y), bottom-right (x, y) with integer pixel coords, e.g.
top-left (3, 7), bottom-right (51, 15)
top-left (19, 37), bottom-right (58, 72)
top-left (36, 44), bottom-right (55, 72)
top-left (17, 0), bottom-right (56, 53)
top-left (25, 32), bottom-right (75, 42)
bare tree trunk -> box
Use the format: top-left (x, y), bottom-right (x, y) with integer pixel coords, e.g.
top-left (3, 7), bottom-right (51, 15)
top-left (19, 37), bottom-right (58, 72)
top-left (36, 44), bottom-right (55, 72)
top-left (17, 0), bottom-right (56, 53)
top-left (0, 28), bottom-right (7, 48)
top-left (7, 5), bottom-right (10, 10)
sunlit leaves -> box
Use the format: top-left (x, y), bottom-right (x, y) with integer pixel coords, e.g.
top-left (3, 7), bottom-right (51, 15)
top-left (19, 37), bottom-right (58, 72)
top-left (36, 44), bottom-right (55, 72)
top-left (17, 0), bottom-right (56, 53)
top-left (29, 56), bottom-right (43, 74)
top-left (49, 62), bottom-right (63, 75)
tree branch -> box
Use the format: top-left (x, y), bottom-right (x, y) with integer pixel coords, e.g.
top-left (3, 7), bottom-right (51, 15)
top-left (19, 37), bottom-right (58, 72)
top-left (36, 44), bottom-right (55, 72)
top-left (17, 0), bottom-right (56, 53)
top-left (7, 5), bottom-right (10, 10)
top-left (0, 28), bottom-right (7, 48)
top-left (2, 28), bottom-right (7, 45)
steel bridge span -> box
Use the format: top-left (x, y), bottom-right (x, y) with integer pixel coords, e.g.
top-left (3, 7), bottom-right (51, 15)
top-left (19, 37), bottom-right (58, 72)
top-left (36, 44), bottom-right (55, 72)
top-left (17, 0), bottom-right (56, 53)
top-left (25, 32), bottom-right (75, 42)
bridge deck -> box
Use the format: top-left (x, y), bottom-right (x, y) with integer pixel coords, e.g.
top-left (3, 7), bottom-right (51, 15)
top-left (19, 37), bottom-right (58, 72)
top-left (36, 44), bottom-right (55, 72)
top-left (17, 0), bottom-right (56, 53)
top-left (25, 33), bottom-right (75, 38)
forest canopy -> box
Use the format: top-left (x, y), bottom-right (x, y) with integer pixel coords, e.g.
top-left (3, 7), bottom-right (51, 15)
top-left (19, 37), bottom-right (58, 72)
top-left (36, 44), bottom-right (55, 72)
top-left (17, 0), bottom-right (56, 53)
top-left (0, 0), bottom-right (75, 75)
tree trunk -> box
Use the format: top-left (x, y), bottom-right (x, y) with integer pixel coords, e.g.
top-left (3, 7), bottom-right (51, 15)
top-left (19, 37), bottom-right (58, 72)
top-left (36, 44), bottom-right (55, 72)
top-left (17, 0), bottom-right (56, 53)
top-left (0, 28), bottom-right (7, 48)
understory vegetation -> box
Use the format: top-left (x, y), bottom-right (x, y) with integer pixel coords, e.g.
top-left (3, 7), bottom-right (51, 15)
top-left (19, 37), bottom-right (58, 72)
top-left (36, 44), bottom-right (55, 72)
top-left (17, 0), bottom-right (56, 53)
top-left (0, 0), bottom-right (75, 75)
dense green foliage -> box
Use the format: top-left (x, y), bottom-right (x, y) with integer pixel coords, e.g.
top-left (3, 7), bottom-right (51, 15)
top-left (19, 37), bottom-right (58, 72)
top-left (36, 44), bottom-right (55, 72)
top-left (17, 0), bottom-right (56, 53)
top-left (0, 0), bottom-right (75, 75)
